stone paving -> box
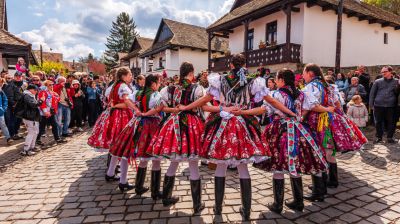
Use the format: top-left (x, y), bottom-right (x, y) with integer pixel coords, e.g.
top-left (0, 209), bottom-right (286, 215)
top-left (0, 128), bottom-right (399, 224)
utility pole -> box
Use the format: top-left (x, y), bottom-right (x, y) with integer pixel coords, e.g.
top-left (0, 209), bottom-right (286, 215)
top-left (335, 0), bottom-right (344, 74)
top-left (40, 44), bottom-right (43, 68)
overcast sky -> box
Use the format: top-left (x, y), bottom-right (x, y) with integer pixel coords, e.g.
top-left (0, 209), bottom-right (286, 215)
top-left (8, 0), bottom-right (234, 61)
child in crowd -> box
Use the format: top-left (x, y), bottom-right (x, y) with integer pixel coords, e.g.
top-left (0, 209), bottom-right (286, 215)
top-left (347, 95), bottom-right (368, 129)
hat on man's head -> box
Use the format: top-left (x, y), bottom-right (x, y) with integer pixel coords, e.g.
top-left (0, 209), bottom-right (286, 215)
top-left (71, 80), bottom-right (80, 86)
top-left (15, 71), bottom-right (23, 76)
top-left (27, 84), bottom-right (38, 91)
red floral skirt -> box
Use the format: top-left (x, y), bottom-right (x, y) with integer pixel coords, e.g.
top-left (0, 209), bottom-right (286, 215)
top-left (109, 116), bottom-right (160, 159)
top-left (87, 108), bottom-right (133, 151)
top-left (307, 110), bottom-right (367, 153)
top-left (253, 118), bottom-right (328, 175)
top-left (147, 112), bottom-right (204, 160)
top-left (200, 114), bottom-right (270, 165)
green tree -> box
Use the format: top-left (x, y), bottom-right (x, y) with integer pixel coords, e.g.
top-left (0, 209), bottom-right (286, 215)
top-left (104, 12), bottom-right (139, 70)
top-left (364, 0), bottom-right (400, 15)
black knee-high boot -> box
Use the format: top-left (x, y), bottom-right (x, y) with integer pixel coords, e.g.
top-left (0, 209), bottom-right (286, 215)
top-left (327, 163), bottom-right (338, 188)
top-left (304, 175), bottom-right (325, 202)
top-left (268, 178), bottom-right (284, 214)
top-left (285, 177), bottom-right (304, 211)
top-left (239, 179), bottom-right (252, 221)
top-left (308, 172), bottom-right (327, 195)
top-left (190, 179), bottom-right (205, 214)
top-left (162, 175), bottom-right (179, 206)
top-left (135, 167), bottom-right (149, 195)
top-left (214, 176), bottom-right (225, 215)
top-left (151, 170), bottom-right (162, 200)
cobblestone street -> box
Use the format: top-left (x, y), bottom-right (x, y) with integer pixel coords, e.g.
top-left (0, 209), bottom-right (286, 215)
top-left (0, 130), bottom-right (400, 224)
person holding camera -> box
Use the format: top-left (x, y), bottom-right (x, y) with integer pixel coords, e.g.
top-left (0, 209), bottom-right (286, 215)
top-left (54, 76), bottom-right (74, 137)
top-left (37, 80), bottom-right (66, 146)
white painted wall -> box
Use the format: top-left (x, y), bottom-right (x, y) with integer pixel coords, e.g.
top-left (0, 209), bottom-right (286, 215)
top-left (341, 15), bottom-right (400, 67)
top-left (291, 4), bottom-right (305, 46)
top-left (170, 50), bottom-right (180, 71)
top-left (302, 6), bottom-right (337, 67)
top-left (178, 48), bottom-right (208, 75)
top-left (228, 6), bottom-right (305, 55)
top-left (226, 3), bottom-right (400, 68)
top-left (302, 5), bottom-right (400, 67)
top-left (129, 56), bottom-right (141, 69)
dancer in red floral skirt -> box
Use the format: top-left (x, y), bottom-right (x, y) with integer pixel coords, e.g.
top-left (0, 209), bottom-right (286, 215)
top-left (302, 63), bottom-right (367, 202)
top-left (93, 68), bottom-right (140, 189)
top-left (109, 74), bottom-right (164, 198)
top-left (179, 54), bottom-right (296, 221)
top-left (88, 69), bottom-right (118, 152)
top-left (146, 62), bottom-right (206, 214)
top-left (233, 69), bottom-right (330, 214)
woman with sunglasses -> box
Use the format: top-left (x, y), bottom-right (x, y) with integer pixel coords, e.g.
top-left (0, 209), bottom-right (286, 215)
top-left (37, 80), bottom-right (66, 146)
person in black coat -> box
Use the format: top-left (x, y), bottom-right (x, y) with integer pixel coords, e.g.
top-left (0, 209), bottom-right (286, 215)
top-left (19, 85), bottom-right (43, 155)
top-left (71, 80), bottom-right (85, 132)
top-left (3, 73), bottom-right (24, 140)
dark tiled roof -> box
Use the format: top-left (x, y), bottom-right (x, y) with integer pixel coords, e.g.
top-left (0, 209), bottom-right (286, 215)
top-left (208, 0), bottom-right (280, 30)
top-left (0, 29), bottom-right (29, 46)
top-left (208, 0), bottom-right (400, 30)
top-left (122, 37), bottom-right (154, 60)
top-left (140, 18), bottom-right (228, 57)
top-left (137, 37), bottom-right (153, 52)
top-left (327, 0), bottom-right (400, 25)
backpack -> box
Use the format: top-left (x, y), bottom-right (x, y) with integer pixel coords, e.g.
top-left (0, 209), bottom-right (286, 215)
top-left (14, 94), bottom-right (27, 119)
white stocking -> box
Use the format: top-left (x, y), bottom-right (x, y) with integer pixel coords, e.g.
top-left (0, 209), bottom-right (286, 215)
top-left (119, 159), bottom-right (129, 184)
top-left (166, 161), bottom-right (179, 176)
top-left (273, 173), bottom-right (285, 179)
top-left (189, 160), bottom-right (200, 180)
top-left (215, 163), bottom-right (228, 177)
top-left (152, 160), bottom-right (161, 171)
top-left (139, 160), bottom-right (148, 168)
top-left (237, 163), bottom-right (250, 179)
top-left (106, 155), bottom-right (119, 177)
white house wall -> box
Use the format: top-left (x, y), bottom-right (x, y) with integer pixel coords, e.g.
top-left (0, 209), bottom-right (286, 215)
top-left (129, 56), bottom-right (141, 69)
top-left (302, 6), bottom-right (337, 67)
top-left (341, 15), bottom-right (400, 67)
top-left (170, 50), bottom-right (180, 72)
top-left (291, 4), bottom-right (305, 46)
top-left (303, 5), bottom-right (400, 67)
top-left (178, 48), bottom-right (208, 75)
top-left (228, 6), bottom-right (305, 55)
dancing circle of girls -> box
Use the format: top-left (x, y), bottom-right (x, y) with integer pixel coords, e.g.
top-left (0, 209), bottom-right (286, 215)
top-left (88, 54), bottom-right (367, 220)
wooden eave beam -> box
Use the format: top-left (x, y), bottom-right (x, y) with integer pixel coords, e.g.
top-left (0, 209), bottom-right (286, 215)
top-left (221, 29), bottom-right (234, 33)
top-left (322, 5), bottom-right (333, 12)
top-left (213, 33), bottom-right (229, 38)
top-left (381, 22), bottom-right (390, 28)
top-left (358, 16), bottom-right (368, 21)
top-left (306, 0), bottom-right (319, 8)
top-left (345, 9), bottom-right (358, 18)
top-left (395, 26), bottom-right (400, 30)
top-left (291, 7), bottom-right (300, 12)
top-left (368, 19), bottom-right (378, 24)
